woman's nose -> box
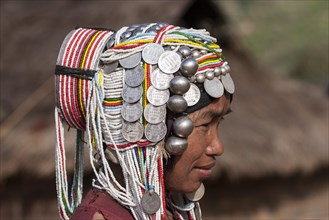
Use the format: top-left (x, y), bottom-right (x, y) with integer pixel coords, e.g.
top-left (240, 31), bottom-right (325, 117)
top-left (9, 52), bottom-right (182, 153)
top-left (206, 129), bottom-right (224, 156)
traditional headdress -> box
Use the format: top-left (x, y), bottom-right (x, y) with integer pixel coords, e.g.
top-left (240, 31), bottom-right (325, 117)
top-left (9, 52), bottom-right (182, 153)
top-left (54, 22), bottom-right (234, 220)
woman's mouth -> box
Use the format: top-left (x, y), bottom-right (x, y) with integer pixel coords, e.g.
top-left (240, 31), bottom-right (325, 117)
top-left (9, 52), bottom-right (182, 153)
top-left (193, 162), bottom-right (216, 178)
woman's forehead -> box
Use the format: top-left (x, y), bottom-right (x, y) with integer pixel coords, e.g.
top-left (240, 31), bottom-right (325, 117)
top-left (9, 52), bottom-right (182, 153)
top-left (189, 94), bottom-right (231, 121)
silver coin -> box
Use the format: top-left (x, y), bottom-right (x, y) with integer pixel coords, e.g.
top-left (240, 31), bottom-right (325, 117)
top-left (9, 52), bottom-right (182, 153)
top-left (221, 73), bottom-right (235, 94)
top-left (119, 52), bottom-right (142, 69)
top-left (142, 43), bottom-right (165, 64)
top-left (125, 65), bottom-right (145, 87)
top-left (122, 121), bottom-right (144, 143)
top-left (144, 104), bottom-right (166, 124)
top-left (150, 68), bottom-right (174, 90)
top-left (121, 102), bottom-right (143, 122)
top-left (204, 78), bottom-right (224, 98)
top-left (185, 183), bottom-right (205, 202)
top-left (158, 51), bottom-right (181, 74)
top-left (141, 191), bottom-right (161, 214)
top-left (145, 122), bottom-right (167, 143)
top-left (182, 83), bottom-right (201, 106)
top-left (146, 86), bottom-right (170, 106)
top-left (102, 61), bottom-right (119, 74)
top-left (122, 85), bottom-right (143, 103)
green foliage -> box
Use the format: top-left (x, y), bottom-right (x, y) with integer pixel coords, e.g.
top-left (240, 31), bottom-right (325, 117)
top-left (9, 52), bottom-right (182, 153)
top-left (226, 0), bottom-right (329, 88)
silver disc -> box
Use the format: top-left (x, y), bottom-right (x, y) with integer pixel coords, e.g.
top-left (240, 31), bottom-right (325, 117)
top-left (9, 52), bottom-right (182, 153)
top-left (145, 122), bottom-right (167, 143)
top-left (119, 52), bottom-right (142, 69)
top-left (102, 61), bottom-right (119, 74)
top-left (158, 51), bottom-right (181, 74)
top-left (122, 85), bottom-right (143, 103)
top-left (122, 121), bottom-right (144, 143)
top-left (141, 191), bottom-right (161, 214)
top-left (150, 68), bottom-right (174, 90)
top-left (125, 65), bottom-right (145, 87)
top-left (185, 183), bottom-right (205, 202)
top-left (144, 104), bottom-right (166, 124)
top-left (204, 78), bottom-right (224, 98)
top-left (221, 73), bottom-right (235, 94)
top-left (182, 83), bottom-right (201, 106)
top-left (142, 43), bottom-right (165, 64)
top-left (146, 86), bottom-right (170, 106)
top-left (121, 102), bottom-right (143, 122)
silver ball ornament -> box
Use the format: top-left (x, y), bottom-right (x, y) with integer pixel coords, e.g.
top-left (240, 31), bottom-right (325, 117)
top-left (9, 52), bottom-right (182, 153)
top-left (165, 136), bottom-right (188, 155)
top-left (205, 71), bottom-right (215, 80)
top-left (167, 95), bottom-right (188, 113)
top-left (178, 46), bottom-right (192, 57)
top-left (224, 64), bottom-right (231, 72)
top-left (189, 75), bottom-right (196, 83)
top-left (214, 67), bottom-right (222, 77)
top-left (191, 50), bottom-right (201, 58)
top-left (180, 58), bottom-right (199, 77)
top-left (169, 76), bottom-right (190, 95)
top-left (200, 49), bottom-right (208, 55)
top-left (196, 73), bottom-right (205, 83)
top-left (220, 66), bottom-right (227, 74)
top-left (173, 116), bottom-right (194, 138)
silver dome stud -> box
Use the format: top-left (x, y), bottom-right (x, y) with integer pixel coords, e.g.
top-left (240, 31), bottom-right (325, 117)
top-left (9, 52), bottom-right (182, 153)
top-left (178, 46), bottom-right (192, 58)
top-left (180, 58), bottom-right (199, 77)
top-left (205, 70), bottom-right (215, 80)
top-left (196, 73), bottom-right (205, 83)
top-left (165, 136), bottom-right (188, 155)
top-left (191, 50), bottom-right (201, 58)
top-left (167, 95), bottom-right (188, 113)
top-left (169, 76), bottom-right (190, 95)
top-left (173, 116), bottom-right (194, 138)
top-left (214, 67), bottom-right (222, 77)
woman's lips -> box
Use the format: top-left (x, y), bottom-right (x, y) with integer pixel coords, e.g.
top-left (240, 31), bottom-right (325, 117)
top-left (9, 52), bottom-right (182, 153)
top-left (193, 162), bottom-right (216, 178)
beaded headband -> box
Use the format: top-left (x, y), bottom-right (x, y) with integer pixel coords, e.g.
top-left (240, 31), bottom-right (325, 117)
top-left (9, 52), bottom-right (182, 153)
top-left (54, 23), bottom-right (234, 220)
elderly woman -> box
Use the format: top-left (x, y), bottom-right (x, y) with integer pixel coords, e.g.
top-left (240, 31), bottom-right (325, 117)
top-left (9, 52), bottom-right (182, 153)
top-left (54, 22), bottom-right (234, 220)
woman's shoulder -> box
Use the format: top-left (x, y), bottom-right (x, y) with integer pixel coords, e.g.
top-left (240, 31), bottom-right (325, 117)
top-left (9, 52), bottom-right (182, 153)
top-left (70, 188), bottom-right (134, 220)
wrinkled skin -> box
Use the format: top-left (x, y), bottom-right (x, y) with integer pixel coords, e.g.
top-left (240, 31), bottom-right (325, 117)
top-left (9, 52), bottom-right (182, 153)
top-left (165, 93), bottom-right (232, 193)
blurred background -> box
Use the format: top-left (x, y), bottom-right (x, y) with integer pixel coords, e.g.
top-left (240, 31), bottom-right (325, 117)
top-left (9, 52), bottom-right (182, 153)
top-left (0, 0), bottom-right (328, 219)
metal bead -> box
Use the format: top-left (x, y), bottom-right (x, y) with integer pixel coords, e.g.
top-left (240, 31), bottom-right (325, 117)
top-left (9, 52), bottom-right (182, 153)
top-left (170, 45), bottom-right (177, 50)
top-left (189, 75), bottom-right (196, 83)
top-left (205, 71), bottom-right (215, 80)
top-left (191, 50), bottom-right (201, 58)
top-left (200, 49), bottom-right (208, 55)
top-left (225, 65), bottom-right (231, 72)
top-left (214, 67), bottom-right (222, 77)
top-left (196, 73), bottom-right (205, 83)
top-left (220, 66), bottom-right (227, 74)
top-left (165, 136), bottom-right (188, 155)
top-left (180, 58), bottom-right (198, 77)
top-left (167, 95), bottom-right (187, 113)
top-left (178, 46), bottom-right (192, 57)
top-left (169, 76), bottom-right (190, 95)
top-left (173, 116), bottom-right (194, 138)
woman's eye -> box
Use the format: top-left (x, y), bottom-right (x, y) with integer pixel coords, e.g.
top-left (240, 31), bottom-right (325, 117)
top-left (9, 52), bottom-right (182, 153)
top-left (200, 123), bottom-right (211, 131)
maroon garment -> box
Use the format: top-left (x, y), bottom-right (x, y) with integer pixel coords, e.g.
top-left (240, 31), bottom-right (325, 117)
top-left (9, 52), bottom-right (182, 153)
top-left (70, 188), bottom-right (134, 220)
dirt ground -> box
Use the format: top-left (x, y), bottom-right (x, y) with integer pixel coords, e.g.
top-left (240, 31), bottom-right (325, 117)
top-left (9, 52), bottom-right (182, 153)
top-left (204, 185), bottom-right (328, 220)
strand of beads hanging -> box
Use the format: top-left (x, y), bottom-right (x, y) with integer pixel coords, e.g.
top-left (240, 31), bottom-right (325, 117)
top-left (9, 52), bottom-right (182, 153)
top-left (99, 22), bottom-right (235, 156)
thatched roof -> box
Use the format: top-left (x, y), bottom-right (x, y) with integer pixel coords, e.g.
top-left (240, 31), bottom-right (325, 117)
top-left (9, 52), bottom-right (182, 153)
top-left (0, 0), bottom-right (328, 182)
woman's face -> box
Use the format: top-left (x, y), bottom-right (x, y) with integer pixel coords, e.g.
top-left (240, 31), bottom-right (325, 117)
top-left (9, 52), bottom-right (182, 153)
top-left (164, 93), bottom-right (231, 193)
